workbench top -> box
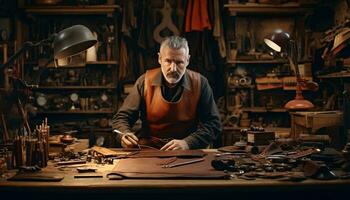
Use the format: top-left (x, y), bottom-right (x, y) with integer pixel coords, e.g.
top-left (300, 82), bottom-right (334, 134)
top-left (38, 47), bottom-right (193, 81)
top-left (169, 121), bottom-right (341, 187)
top-left (1, 149), bottom-right (350, 200)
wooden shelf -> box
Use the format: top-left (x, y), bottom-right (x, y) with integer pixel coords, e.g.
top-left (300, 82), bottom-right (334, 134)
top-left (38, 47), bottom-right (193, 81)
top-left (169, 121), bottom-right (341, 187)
top-left (44, 61), bottom-right (118, 68)
top-left (227, 59), bottom-right (287, 64)
top-left (224, 3), bottom-right (312, 15)
top-left (86, 61), bottom-right (118, 65)
top-left (37, 110), bottom-right (114, 115)
top-left (45, 63), bottom-right (85, 68)
top-left (317, 71), bottom-right (350, 79)
top-left (227, 85), bottom-right (255, 89)
top-left (33, 86), bottom-right (116, 90)
top-left (21, 5), bottom-right (121, 15)
top-left (242, 107), bottom-right (287, 113)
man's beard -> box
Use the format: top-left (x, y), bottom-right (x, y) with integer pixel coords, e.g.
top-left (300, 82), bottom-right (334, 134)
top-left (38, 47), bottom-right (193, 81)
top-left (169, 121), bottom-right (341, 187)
top-left (163, 71), bottom-right (185, 84)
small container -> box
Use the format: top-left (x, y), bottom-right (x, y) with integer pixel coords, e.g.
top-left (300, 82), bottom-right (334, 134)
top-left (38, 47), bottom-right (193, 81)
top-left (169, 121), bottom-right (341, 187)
top-left (61, 134), bottom-right (74, 144)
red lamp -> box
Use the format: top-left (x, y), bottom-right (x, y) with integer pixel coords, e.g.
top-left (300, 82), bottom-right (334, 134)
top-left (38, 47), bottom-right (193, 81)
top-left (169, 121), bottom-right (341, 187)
top-left (264, 29), bottom-right (318, 110)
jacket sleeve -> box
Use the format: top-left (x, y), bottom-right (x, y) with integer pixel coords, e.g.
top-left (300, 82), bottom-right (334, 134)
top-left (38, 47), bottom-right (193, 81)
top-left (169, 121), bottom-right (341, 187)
top-left (112, 75), bottom-right (145, 146)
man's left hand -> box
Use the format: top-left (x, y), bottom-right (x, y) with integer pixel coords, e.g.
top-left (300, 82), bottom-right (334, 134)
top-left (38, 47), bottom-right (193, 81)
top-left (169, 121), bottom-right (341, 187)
top-left (160, 139), bottom-right (189, 151)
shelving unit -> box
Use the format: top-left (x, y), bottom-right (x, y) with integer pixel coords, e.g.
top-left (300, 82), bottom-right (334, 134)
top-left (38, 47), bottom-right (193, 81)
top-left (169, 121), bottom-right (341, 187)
top-left (222, 2), bottom-right (314, 134)
top-left (19, 3), bottom-right (121, 147)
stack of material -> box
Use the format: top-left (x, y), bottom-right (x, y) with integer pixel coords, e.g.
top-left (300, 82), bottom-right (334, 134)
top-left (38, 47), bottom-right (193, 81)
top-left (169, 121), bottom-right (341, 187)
top-left (255, 76), bottom-right (283, 90)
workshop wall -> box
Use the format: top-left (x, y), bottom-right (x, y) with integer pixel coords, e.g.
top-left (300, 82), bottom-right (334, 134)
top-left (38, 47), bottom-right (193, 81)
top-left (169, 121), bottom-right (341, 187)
top-left (0, 0), bottom-right (350, 147)
top-left (118, 0), bottom-right (226, 100)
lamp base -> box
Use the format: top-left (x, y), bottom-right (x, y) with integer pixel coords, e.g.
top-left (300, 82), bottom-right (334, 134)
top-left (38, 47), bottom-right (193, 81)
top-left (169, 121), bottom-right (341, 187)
top-left (284, 99), bottom-right (314, 111)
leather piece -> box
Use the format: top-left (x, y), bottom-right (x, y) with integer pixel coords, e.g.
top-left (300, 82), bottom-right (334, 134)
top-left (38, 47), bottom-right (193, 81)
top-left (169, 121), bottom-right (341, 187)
top-left (127, 149), bottom-right (207, 158)
top-left (112, 153), bottom-right (228, 179)
top-left (303, 160), bottom-right (338, 180)
top-left (7, 173), bottom-right (64, 182)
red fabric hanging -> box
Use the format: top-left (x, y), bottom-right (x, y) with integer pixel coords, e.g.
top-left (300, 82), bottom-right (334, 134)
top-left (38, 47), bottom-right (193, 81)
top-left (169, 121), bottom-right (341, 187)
top-left (185, 0), bottom-right (212, 32)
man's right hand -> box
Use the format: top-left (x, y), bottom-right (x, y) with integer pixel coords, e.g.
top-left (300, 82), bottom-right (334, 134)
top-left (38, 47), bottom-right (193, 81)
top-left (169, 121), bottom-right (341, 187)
top-left (121, 132), bottom-right (139, 148)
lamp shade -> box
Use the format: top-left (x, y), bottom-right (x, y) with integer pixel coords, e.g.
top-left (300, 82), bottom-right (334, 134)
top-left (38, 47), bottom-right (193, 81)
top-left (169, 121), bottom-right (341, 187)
top-left (53, 25), bottom-right (97, 59)
top-left (264, 29), bottom-right (291, 53)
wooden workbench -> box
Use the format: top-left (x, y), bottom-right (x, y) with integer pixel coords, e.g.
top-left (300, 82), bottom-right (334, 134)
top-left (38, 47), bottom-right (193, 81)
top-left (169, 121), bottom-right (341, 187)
top-left (1, 150), bottom-right (350, 200)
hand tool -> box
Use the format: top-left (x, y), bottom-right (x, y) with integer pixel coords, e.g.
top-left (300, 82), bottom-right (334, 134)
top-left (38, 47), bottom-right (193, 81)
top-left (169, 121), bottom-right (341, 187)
top-left (56, 160), bottom-right (86, 166)
top-left (77, 167), bottom-right (97, 173)
top-left (74, 174), bottom-right (103, 178)
top-left (162, 158), bottom-right (205, 168)
top-left (113, 130), bottom-right (140, 149)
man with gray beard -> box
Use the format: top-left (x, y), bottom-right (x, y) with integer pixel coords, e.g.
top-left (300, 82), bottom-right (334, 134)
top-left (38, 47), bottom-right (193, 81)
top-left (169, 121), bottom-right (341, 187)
top-left (113, 36), bottom-right (221, 150)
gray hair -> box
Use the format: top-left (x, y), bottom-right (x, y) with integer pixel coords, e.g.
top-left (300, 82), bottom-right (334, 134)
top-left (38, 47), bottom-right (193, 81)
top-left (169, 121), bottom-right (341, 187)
top-left (159, 36), bottom-right (189, 55)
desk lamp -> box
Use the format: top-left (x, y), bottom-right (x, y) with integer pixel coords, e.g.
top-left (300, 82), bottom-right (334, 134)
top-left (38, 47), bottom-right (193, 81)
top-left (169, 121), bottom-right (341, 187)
top-left (1, 24), bottom-right (97, 71)
top-left (264, 29), bottom-right (318, 110)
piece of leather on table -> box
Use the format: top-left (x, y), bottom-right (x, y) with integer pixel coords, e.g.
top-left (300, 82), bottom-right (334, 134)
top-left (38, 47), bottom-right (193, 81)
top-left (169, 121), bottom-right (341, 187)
top-left (303, 160), bottom-right (322, 177)
top-left (262, 142), bottom-right (283, 156)
top-left (218, 145), bottom-right (247, 153)
top-left (303, 160), bottom-right (338, 180)
top-left (112, 152), bottom-right (228, 179)
top-left (128, 149), bottom-right (207, 158)
top-left (7, 173), bottom-right (64, 182)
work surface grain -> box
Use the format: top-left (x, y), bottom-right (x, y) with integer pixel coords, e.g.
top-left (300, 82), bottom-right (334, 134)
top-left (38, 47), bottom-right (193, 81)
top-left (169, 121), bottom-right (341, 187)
top-left (1, 149), bottom-right (350, 200)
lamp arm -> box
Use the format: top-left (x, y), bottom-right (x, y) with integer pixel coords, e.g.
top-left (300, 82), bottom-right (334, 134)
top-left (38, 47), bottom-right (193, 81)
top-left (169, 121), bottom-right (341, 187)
top-left (0, 34), bottom-right (57, 71)
top-left (289, 40), bottom-right (302, 82)
top-left (0, 41), bottom-right (34, 70)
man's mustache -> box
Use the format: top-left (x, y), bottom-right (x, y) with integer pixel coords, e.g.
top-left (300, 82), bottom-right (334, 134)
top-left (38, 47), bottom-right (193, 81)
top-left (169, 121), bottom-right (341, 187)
top-left (167, 72), bottom-right (180, 78)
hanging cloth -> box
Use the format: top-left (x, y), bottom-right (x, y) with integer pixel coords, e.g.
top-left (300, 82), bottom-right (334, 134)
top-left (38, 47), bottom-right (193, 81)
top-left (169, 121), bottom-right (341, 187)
top-left (185, 0), bottom-right (212, 32)
top-left (119, 38), bottom-right (128, 80)
top-left (212, 0), bottom-right (226, 58)
top-left (121, 0), bottom-right (137, 37)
